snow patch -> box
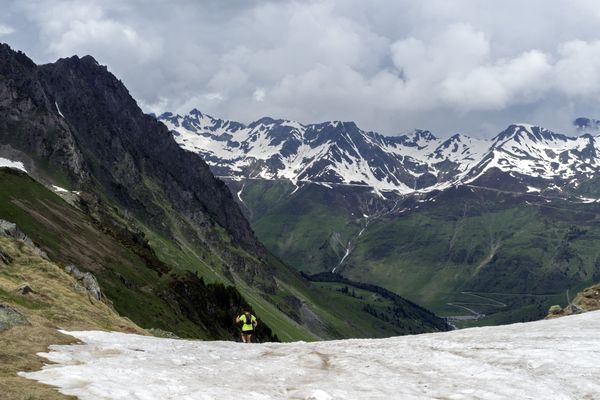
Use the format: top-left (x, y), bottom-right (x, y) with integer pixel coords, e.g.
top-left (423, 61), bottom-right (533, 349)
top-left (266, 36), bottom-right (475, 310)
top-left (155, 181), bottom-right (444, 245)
top-left (55, 101), bottom-right (65, 118)
top-left (20, 312), bottom-right (600, 399)
top-left (52, 185), bottom-right (69, 193)
top-left (0, 157), bottom-right (27, 173)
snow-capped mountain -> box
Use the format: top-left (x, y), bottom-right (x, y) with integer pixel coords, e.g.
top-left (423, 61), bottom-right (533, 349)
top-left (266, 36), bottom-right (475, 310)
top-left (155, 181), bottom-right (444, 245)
top-left (464, 124), bottom-right (600, 189)
top-left (158, 110), bottom-right (600, 194)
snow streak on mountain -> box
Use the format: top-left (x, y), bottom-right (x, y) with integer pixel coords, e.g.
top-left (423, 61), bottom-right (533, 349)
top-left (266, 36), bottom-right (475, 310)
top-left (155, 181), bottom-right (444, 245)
top-left (159, 110), bottom-right (600, 196)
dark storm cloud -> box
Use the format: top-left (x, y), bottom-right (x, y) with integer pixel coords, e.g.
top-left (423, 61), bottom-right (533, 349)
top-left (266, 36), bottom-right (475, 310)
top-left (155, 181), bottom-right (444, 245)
top-left (3, 0), bottom-right (600, 137)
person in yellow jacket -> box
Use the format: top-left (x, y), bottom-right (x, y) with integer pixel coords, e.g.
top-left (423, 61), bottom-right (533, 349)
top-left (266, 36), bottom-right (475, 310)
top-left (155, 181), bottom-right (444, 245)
top-left (235, 309), bottom-right (258, 343)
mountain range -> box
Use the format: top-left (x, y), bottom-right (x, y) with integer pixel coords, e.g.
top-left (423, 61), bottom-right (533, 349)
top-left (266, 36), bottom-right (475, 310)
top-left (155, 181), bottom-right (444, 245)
top-left (159, 109), bottom-right (600, 197)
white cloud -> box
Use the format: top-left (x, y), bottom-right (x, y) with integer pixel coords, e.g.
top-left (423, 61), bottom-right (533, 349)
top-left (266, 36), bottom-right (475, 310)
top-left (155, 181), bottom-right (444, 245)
top-left (554, 40), bottom-right (600, 98)
top-left (7, 0), bottom-right (600, 137)
top-left (392, 24), bottom-right (490, 80)
top-left (18, 1), bottom-right (162, 64)
top-left (440, 50), bottom-right (553, 111)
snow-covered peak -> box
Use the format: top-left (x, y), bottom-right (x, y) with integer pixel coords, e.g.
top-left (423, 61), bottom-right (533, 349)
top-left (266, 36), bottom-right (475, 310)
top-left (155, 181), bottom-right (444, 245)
top-left (159, 110), bottom-right (600, 194)
top-left (430, 134), bottom-right (489, 164)
top-left (462, 123), bottom-right (599, 184)
top-left (493, 124), bottom-right (572, 147)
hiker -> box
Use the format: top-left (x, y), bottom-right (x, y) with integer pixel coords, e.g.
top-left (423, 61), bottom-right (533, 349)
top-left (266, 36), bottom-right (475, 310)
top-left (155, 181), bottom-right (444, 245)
top-left (236, 309), bottom-right (258, 343)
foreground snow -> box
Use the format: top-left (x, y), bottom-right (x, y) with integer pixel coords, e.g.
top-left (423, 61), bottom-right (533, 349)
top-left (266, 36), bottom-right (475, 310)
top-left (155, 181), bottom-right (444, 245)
top-left (22, 312), bottom-right (600, 399)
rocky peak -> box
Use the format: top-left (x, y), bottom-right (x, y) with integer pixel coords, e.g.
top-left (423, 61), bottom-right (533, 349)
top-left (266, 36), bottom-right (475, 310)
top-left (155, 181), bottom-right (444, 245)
top-left (413, 129), bottom-right (437, 142)
top-left (0, 44), bottom-right (265, 257)
top-left (0, 43), bottom-right (36, 74)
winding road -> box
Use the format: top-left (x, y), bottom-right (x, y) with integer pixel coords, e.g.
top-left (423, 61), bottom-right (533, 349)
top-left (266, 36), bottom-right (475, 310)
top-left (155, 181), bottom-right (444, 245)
top-left (446, 291), bottom-right (508, 321)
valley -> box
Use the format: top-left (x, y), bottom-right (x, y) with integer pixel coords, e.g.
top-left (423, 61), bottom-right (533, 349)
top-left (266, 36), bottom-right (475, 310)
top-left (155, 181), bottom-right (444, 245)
top-left (161, 110), bottom-right (600, 327)
top-left (232, 178), bottom-right (599, 327)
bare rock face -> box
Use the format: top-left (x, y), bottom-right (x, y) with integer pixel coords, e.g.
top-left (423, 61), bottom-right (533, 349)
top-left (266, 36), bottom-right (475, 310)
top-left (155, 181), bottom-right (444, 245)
top-left (0, 304), bottom-right (29, 331)
top-left (0, 219), bottom-right (30, 242)
top-left (65, 265), bottom-right (103, 300)
top-left (0, 219), bottom-right (48, 259)
top-left (0, 45), bottom-right (90, 185)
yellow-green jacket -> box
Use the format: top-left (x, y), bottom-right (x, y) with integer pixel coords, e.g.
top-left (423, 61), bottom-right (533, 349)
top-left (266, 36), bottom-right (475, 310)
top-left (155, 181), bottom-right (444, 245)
top-left (238, 314), bottom-right (256, 332)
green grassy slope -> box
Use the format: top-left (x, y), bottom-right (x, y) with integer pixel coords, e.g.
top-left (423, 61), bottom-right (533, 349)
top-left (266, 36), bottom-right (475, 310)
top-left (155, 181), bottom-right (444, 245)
top-left (305, 272), bottom-right (449, 335)
top-left (231, 179), bottom-right (376, 273)
top-left (344, 187), bottom-right (600, 321)
top-left (0, 234), bottom-right (144, 400)
top-left (0, 168), bottom-right (279, 340)
top-left (1, 169), bottom-right (447, 340)
top-left (226, 179), bottom-right (600, 327)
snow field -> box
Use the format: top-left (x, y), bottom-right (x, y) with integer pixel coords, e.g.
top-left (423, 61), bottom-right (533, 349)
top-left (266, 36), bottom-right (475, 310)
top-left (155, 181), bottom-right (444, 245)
top-left (21, 311), bottom-right (600, 399)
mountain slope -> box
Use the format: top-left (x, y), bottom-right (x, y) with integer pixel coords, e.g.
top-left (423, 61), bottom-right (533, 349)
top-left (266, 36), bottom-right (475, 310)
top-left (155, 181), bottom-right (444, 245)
top-left (0, 167), bottom-right (281, 340)
top-left (0, 229), bottom-right (143, 400)
top-left (0, 44), bottom-right (318, 340)
top-left (225, 175), bottom-right (600, 327)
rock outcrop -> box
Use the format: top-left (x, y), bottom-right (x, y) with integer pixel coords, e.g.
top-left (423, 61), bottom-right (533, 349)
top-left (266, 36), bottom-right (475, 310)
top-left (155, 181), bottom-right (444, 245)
top-left (65, 265), bottom-right (103, 300)
top-left (0, 249), bottom-right (12, 265)
top-left (547, 283), bottom-right (600, 318)
top-left (0, 219), bottom-right (48, 259)
top-left (0, 304), bottom-right (29, 331)
top-left (15, 284), bottom-right (34, 295)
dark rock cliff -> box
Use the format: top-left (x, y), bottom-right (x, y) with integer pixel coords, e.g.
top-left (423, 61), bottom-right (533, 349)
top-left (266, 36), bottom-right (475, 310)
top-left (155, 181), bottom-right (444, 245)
top-left (0, 43), bottom-right (263, 257)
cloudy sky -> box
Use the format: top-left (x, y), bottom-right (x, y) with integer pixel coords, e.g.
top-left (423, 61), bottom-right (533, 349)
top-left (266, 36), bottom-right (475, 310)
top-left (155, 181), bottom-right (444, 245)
top-left (2, 0), bottom-right (600, 137)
